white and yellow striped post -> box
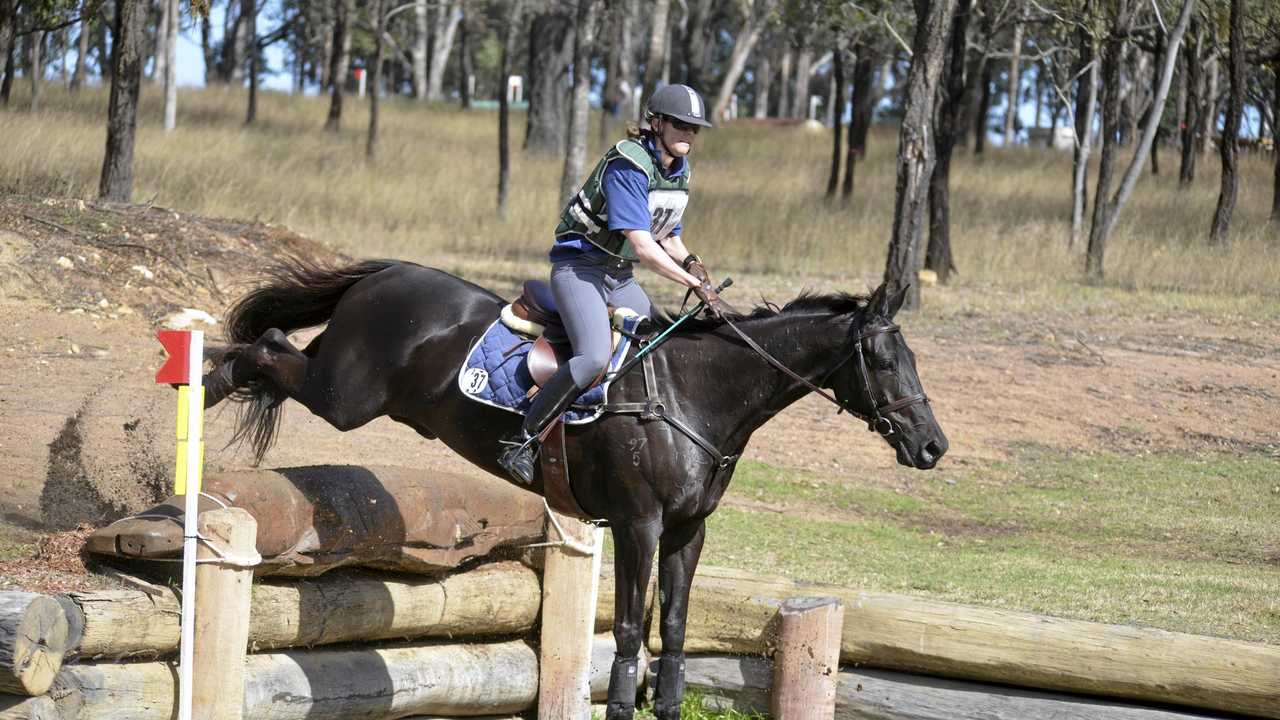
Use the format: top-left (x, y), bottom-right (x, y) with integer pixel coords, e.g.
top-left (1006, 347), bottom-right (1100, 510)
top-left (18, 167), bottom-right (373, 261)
top-left (156, 329), bottom-right (205, 720)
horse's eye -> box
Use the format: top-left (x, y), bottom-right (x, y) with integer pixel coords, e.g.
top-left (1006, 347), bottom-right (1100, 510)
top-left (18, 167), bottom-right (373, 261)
top-left (877, 357), bottom-right (896, 371)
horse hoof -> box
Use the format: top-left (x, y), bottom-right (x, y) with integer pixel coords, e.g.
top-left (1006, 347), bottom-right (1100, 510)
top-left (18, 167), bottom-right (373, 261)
top-left (604, 704), bottom-right (635, 720)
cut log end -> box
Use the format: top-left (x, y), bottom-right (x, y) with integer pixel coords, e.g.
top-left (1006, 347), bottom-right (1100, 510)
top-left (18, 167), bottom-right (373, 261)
top-left (0, 594), bottom-right (71, 696)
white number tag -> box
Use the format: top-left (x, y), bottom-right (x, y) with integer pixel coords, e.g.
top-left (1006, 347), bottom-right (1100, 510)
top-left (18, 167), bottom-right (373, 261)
top-left (462, 368), bottom-right (489, 395)
top-left (648, 190), bottom-right (688, 240)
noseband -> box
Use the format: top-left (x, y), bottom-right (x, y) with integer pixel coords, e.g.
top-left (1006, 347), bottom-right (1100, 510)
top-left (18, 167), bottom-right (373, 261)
top-left (719, 317), bottom-right (929, 437)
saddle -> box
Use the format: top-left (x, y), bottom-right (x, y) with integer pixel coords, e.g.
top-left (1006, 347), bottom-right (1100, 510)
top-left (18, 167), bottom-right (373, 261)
top-left (502, 280), bottom-right (636, 388)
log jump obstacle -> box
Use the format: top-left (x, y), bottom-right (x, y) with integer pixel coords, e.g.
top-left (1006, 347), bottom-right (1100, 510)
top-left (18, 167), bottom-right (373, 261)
top-left (0, 467), bottom-right (1277, 718)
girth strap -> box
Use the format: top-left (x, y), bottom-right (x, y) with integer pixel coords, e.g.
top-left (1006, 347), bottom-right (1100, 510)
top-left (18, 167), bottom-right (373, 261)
top-left (602, 349), bottom-right (738, 469)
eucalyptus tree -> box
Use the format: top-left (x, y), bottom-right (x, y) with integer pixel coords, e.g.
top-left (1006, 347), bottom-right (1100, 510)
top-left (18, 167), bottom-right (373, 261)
top-left (1085, 0), bottom-right (1195, 280)
top-left (1209, 0), bottom-right (1245, 246)
top-left (710, 0), bottom-right (777, 122)
top-left (883, 0), bottom-right (958, 311)
top-left (324, 0), bottom-right (350, 131)
top-left (99, 0), bottom-right (148, 201)
top-left (524, 2), bottom-right (573, 153)
top-left (560, 0), bottom-right (599, 205)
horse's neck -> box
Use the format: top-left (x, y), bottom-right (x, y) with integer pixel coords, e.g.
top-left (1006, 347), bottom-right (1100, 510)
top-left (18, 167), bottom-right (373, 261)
top-left (678, 313), bottom-right (852, 445)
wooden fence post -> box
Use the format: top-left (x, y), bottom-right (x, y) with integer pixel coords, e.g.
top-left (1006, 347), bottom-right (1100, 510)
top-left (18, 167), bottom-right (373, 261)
top-left (538, 513), bottom-right (604, 720)
top-left (771, 596), bottom-right (844, 720)
top-left (191, 507), bottom-right (258, 720)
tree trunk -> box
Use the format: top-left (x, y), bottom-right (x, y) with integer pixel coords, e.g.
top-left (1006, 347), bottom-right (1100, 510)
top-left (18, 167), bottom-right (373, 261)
top-left (412, 0), bottom-right (426, 99)
top-left (498, 0), bottom-right (521, 217)
top-left (754, 51), bottom-right (771, 118)
top-left (0, 0), bottom-right (11, 105)
top-left (366, 0), bottom-right (386, 159)
top-left (560, 0), bottom-right (600, 205)
top-left (1070, 2), bottom-right (1098, 248)
top-left (1087, 0), bottom-right (1194, 279)
top-left (973, 60), bottom-right (993, 153)
top-left (153, 0), bottom-right (167, 84)
top-left (1273, 66), bottom-right (1280, 225)
top-left (927, 0), bottom-right (972, 285)
top-left (1178, 21), bottom-right (1201, 187)
top-left (842, 47), bottom-right (876, 200)
top-left (28, 31), bottom-right (42, 112)
top-left (201, 10), bottom-right (214, 84)
top-left (1200, 54), bottom-right (1218, 158)
top-left (230, 1), bottom-right (247, 84)
top-left (1147, 37), bottom-right (1162, 175)
top-left (1033, 60), bottom-right (1043, 131)
top-left (162, 0), bottom-right (177, 129)
top-left (1, 27), bottom-right (14, 106)
top-left (324, 0), bottom-right (348, 132)
top-left (711, 0), bottom-right (773, 123)
top-left (244, 0), bottom-right (258, 124)
top-left (883, 0), bottom-right (957, 312)
top-left (427, 0), bottom-right (460, 102)
top-left (1208, 0), bottom-right (1244, 247)
top-left (458, 9), bottom-right (471, 109)
top-left (98, 0), bottom-right (146, 202)
top-left (826, 43), bottom-right (845, 197)
top-left (71, 13), bottom-right (90, 91)
top-left (682, 0), bottom-right (711, 91)
top-left (524, 9), bottom-right (574, 154)
top-left (1003, 4), bottom-right (1023, 146)
top-left (640, 0), bottom-right (670, 116)
top-left (792, 41), bottom-right (812, 119)
top-left (776, 46), bottom-right (791, 119)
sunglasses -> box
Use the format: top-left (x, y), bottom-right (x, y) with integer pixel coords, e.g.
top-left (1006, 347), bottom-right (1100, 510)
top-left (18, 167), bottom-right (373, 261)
top-left (667, 119), bottom-right (701, 135)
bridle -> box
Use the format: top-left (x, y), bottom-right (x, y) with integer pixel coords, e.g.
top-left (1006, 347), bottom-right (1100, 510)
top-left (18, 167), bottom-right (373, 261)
top-left (719, 315), bottom-right (930, 438)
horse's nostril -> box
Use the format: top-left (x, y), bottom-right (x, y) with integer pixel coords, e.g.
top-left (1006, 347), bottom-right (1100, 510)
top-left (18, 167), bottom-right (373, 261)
top-left (925, 440), bottom-right (945, 458)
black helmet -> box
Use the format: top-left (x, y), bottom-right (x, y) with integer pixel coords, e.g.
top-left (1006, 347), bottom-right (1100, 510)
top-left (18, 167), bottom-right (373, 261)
top-left (647, 84), bottom-right (713, 128)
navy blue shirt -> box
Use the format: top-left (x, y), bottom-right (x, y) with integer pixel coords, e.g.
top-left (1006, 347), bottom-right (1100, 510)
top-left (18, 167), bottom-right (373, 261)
top-left (551, 135), bottom-right (687, 263)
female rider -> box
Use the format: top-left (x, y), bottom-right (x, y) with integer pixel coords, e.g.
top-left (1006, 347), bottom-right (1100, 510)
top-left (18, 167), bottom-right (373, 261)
top-left (499, 83), bottom-right (723, 485)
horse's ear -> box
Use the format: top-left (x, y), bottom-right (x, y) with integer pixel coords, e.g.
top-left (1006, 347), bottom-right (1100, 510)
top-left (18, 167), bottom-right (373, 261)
top-left (885, 284), bottom-right (910, 320)
top-left (868, 283), bottom-right (888, 315)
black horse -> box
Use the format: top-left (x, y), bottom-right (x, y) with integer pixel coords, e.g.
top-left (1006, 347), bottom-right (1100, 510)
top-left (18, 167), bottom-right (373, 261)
top-left (203, 259), bottom-right (947, 720)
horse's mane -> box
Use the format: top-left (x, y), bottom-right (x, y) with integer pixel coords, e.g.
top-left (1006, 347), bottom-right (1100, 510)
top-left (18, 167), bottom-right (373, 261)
top-left (652, 291), bottom-right (872, 333)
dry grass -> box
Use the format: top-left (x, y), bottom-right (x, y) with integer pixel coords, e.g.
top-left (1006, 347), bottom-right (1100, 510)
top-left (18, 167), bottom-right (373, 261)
top-left (1, 84), bottom-right (1278, 307)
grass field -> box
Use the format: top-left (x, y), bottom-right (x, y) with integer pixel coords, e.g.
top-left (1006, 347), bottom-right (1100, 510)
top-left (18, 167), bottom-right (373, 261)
top-left (2, 84), bottom-right (1279, 305)
top-left (2, 86), bottom-right (1278, 649)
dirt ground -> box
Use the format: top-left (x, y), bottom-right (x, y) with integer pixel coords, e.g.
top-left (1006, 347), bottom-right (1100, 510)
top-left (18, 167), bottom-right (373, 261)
top-left (1, 196), bottom-right (1277, 591)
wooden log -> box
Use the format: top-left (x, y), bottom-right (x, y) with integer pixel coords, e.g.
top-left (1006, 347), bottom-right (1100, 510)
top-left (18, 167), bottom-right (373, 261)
top-left (42, 640), bottom-right (539, 720)
top-left (84, 465), bottom-right (547, 576)
top-left (677, 654), bottom-right (1238, 720)
top-left (658, 566), bottom-right (1280, 719)
top-left (18, 635), bottom-right (634, 720)
top-left (772, 597), bottom-right (843, 720)
top-left (63, 561), bottom-right (540, 659)
top-left (0, 694), bottom-right (60, 719)
top-left (538, 515), bottom-right (603, 720)
top-left (191, 508), bottom-right (256, 720)
top-left (0, 593), bottom-right (70, 696)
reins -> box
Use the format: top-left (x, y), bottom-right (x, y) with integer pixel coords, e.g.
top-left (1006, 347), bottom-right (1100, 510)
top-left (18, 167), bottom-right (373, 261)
top-left (716, 309), bottom-right (929, 438)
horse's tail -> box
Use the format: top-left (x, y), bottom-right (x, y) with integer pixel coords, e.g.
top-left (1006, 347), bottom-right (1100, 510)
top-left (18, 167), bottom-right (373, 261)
top-left (225, 258), bottom-right (402, 344)
top-left (218, 258), bottom-right (401, 463)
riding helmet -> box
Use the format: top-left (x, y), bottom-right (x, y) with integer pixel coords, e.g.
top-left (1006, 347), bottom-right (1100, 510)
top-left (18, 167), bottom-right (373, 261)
top-left (647, 84), bottom-right (713, 128)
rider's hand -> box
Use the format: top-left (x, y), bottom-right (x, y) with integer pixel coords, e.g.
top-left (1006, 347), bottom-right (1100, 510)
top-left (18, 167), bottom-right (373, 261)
top-left (693, 279), bottom-right (724, 319)
top-left (687, 259), bottom-right (710, 284)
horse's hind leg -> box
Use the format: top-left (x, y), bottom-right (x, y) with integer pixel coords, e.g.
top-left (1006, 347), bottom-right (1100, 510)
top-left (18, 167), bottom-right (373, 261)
top-left (652, 519), bottom-right (707, 720)
top-left (205, 328), bottom-right (384, 431)
top-left (203, 328), bottom-right (308, 408)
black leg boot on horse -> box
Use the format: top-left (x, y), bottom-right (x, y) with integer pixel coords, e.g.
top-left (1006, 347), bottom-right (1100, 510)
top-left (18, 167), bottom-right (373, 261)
top-left (498, 366), bottom-right (582, 485)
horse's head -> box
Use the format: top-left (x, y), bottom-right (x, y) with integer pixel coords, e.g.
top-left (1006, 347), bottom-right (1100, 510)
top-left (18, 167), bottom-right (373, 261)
top-left (827, 284), bottom-right (948, 469)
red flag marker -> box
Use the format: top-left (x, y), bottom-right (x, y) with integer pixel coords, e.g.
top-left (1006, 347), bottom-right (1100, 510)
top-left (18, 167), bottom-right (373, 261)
top-left (156, 330), bottom-right (193, 385)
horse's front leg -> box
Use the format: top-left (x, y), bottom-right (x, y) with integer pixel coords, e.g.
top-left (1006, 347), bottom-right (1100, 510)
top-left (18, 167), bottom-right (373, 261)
top-left (606, 519), bottom-right (661, 720)
top-left (652, 518), bottom-right (707, 720)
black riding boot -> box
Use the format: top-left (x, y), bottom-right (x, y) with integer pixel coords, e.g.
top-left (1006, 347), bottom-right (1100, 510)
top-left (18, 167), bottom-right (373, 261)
top-left (498, 366), bottom-right (582, 485)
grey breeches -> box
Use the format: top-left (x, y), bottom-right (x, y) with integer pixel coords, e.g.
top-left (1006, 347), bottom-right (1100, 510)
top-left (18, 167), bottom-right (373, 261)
top-left (550, 256), bottom-right (653, 389)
